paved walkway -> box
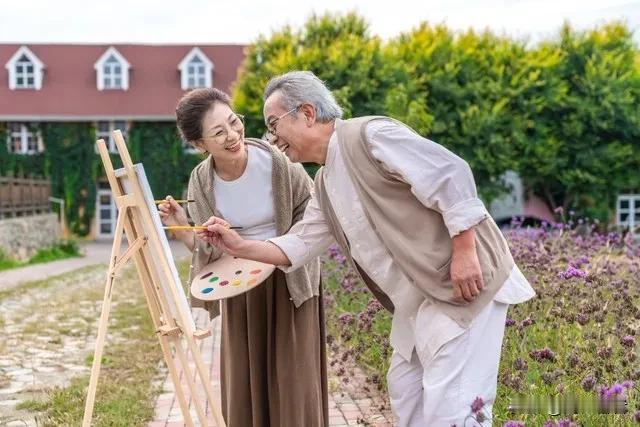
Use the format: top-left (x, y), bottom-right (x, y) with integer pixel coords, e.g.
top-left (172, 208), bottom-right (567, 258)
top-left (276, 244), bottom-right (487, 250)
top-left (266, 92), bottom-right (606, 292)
top-left (0, 239), bottom-right (191, 293)
top-left (148, 311), bottom-right (395, 427)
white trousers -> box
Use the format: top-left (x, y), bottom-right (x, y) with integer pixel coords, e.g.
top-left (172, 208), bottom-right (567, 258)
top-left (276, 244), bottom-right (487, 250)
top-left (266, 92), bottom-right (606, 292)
top-left (387, 301), bottom-right (509, 427)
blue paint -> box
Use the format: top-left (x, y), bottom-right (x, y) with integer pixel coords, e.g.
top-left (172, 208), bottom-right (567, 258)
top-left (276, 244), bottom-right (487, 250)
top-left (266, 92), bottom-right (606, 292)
top-left (202, 287), bottom-right (214, 294)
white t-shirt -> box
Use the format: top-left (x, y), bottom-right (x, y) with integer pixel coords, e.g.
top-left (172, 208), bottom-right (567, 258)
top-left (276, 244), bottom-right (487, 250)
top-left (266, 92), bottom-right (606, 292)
top-left (213, 145), bottom-right (278, 241)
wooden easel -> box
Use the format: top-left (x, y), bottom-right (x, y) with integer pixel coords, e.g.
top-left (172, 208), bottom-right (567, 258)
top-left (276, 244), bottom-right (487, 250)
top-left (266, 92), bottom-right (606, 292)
top-left (83, 130), bottom-right (226, 427)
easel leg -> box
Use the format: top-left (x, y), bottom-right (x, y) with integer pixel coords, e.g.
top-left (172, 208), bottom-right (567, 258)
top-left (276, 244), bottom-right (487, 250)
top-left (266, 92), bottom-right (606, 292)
top-left (82, 210), bottom-right (126, 427)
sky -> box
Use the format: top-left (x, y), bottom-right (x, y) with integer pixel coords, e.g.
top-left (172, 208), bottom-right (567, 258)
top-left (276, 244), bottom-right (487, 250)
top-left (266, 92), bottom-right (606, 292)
top-left (0, 0), bottom-right (638, 45)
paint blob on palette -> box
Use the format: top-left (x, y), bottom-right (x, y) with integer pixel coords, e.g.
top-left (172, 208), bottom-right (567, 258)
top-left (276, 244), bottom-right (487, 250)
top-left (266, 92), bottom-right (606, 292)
top-left (190, 253), bottom-right (276, 301)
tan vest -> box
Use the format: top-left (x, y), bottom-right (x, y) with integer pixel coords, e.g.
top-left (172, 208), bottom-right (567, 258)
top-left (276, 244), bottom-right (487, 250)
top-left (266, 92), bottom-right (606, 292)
top-left (314, 116), bottom-right (514, 328)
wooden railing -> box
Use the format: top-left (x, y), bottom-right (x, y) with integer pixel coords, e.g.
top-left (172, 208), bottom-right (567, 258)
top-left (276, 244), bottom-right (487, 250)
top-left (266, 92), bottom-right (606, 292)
top-left (0, 176), bottom-right (52, 218)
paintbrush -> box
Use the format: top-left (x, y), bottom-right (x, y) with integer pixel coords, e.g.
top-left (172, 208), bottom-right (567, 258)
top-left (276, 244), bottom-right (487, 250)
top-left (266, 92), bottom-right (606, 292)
top-left (154, 199), bottom-right (195, 204)
top-left (163, 225), bottom-right (243, 231)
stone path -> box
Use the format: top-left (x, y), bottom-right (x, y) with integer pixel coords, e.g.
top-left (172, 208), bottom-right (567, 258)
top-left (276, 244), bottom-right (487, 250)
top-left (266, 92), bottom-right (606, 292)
top-left (0, 267), bottom-right (109, 426)
top-left (0, 239), bottom-right (192, 426)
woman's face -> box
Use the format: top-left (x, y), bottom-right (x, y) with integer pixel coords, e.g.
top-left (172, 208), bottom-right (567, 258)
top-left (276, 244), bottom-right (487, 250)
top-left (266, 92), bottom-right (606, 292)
top-left (197, 101), bottom-right (245, 160)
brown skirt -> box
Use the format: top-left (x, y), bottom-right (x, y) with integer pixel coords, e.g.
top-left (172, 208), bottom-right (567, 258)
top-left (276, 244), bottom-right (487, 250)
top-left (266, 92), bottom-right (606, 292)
top-left (220, 269), bottom-right (328, 427)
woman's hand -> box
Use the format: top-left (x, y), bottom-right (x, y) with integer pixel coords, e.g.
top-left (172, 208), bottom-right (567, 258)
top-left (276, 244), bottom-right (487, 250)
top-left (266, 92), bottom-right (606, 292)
top-left (157, 195), bottom-right (189, 227)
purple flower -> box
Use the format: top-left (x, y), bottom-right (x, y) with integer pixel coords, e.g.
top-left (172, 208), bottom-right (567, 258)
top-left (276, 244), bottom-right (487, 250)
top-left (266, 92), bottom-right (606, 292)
top-left (338, 313), bottom-right (354, 325)
top-left (599, 382), bottom-right (627, 399)
top-left (530, 347), bottom-right (556, 362)
top-left (634, 410), bottom-right (640, 422)
top-left (597, 347), bottom-right (613, 359)
top-left (503, 421), bottom-right (525, 427)
top-left (505, 318), bottom-right (516, 327)
top-left (621, 335), bottom-right (636, 348)
top-left (470, 396), bottom-right (485, 413)
top-left (558, 265), bottom-right (587, 279)
top-left (622, 380), bottom-right (634, 389)
top-left (514, 358), bottom-right (528, 371)
top-left (543, 422), bottom-right (557, 427)
top-left (581, 375), bottom-right (596, 391)
top-left (558, 418), bottom-right (577, 427)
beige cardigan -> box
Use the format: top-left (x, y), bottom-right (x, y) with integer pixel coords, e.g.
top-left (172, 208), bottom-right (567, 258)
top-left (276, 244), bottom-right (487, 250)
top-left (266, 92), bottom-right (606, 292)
top-left (186, 138), bottom-right (320, 319)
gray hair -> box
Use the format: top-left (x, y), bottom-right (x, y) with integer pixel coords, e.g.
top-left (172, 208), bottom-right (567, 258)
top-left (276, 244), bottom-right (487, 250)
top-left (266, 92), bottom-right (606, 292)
top-left (264, 71), bottom-right (343, 122)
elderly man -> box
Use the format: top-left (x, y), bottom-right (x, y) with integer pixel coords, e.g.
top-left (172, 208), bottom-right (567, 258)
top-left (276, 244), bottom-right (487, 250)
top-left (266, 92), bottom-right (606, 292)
top-left (199, 70), bottom-right (535, 426)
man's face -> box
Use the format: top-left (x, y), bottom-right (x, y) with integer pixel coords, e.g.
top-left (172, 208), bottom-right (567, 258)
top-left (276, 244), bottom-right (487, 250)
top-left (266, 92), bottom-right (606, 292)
top-left (263, 91), bottom-right (311, 163)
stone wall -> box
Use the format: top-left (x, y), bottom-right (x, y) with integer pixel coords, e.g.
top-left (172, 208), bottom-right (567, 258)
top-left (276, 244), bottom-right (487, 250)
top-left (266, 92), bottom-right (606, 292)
top-left (0, 214), bottom-right (60, 261)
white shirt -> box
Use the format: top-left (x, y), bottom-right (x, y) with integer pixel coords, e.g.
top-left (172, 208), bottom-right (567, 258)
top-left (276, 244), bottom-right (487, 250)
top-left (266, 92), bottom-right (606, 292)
top-left (214, 144), bottom-right (278, 241)
top-left (270, 119), bottom-right (535, 361)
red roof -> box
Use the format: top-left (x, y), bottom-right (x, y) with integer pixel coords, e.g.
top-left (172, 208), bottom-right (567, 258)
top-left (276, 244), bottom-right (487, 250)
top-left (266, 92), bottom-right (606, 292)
top-left (0, 44), bottom-right (246, 120)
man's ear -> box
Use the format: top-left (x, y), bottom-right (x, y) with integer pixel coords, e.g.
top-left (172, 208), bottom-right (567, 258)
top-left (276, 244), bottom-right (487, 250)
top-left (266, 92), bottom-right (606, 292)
top-left (300, 103), bottom-right (316, 126)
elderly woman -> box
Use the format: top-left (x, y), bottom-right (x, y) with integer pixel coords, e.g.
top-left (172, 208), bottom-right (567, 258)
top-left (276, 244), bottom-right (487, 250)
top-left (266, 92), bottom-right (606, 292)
top-left (158, 88), bottom-right (327, 427)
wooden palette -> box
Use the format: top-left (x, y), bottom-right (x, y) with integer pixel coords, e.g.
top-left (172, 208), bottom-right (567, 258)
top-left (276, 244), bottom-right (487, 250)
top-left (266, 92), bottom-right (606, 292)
top-left (190, 253), bottom-right (276, 301)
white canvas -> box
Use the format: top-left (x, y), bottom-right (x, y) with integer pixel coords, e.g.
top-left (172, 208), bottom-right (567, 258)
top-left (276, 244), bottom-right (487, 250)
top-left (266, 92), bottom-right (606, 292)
top-left (115, 164), bottom-right (196, 332)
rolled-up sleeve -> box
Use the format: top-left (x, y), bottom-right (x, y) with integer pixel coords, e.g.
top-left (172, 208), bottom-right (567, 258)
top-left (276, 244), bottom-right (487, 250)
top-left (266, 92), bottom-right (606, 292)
top-left (367, 120), bottom-right (489, 238)
top-left (267, 190), bottom-right (335, 272)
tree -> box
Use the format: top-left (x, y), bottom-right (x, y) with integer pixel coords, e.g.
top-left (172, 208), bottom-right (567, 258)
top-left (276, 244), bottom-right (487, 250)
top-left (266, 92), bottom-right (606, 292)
top-left (514, 22), bottom-right (640, 219)
top-left (384, 24), bottom-right (527, 200)
top-left (232, 12), bottom-right (394, 176)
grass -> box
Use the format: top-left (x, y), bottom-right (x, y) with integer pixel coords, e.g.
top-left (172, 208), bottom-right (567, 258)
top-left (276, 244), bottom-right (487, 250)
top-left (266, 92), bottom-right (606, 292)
top-left (15, 261), bottom-right (192, 426)
top-left (0, 240), bottom-right (82, 272)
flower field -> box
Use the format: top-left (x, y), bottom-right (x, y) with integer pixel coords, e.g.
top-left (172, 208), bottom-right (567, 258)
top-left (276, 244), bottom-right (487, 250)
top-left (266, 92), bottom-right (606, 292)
top-left (323, 218), bottom-right (640, 426)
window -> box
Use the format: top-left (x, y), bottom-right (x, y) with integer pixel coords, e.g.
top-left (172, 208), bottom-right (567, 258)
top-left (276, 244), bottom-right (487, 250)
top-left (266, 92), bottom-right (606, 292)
top-left (617, 194), bottom-right (640, 236)
top-left (5, 46), bottom-right (44, 90)
top-left (178, 47), bottom-right (213, 90)
top-left (94, 47), bottom-right (130, 91)
top-left (96, 187), bottom-right (117, 237)
top-left (6, 123), bottom-right (41, 154)
top-left (102, 55), bottom-right (123, 89)
top-left (14, 54), bottom-right (36, 88)
top-left (96, 120), bottom-right (128, 153)
top-left (186, 56), bottom-right (206, 89)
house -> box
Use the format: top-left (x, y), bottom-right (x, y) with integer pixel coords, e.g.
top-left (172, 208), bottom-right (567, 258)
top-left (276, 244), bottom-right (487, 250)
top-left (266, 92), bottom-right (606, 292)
top-left (0, 43), bottom-right (246, 238)
top-left (490, 171), bottom-right (639, 238)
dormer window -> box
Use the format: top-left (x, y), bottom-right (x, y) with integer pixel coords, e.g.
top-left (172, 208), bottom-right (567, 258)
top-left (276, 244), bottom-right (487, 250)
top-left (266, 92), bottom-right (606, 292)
top-left (5, 46), bottom-right (44, 90)
top-left (187, 56), bottom-right (206, 88)
top-left (94, 47), bottom-right (130, 91)
top-left (178, 47), bottom-right (213, 90)
top-left (103, 55), bottom-right (123, 89)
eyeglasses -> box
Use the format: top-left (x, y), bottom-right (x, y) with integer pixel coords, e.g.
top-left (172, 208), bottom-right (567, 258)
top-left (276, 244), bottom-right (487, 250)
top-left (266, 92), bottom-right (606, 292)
top-left (265, 106), bottom-right (300, 139)
top-left (202, 114), bottom-right (244, 144)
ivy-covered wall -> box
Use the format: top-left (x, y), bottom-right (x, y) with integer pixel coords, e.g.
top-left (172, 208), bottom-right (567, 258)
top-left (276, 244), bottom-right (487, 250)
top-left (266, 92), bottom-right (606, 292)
top-left (0, 122), bottom-right (203, 237)
top-left (127, 122), bottom-right (203, 202)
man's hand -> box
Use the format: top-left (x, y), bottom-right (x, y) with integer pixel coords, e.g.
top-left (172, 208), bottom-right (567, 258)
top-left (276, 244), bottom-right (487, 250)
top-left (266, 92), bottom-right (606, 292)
top-left (197, 216), bottom-right (293, 266)
top-left (450, 228), bottom-right (484, 303)
top-left (197, 216), bottom-right (247, 256)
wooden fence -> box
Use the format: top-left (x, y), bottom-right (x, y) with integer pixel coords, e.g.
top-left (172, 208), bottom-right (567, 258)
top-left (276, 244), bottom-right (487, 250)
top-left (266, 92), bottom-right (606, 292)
top-left (0, 176), bottom-right (52, 218)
